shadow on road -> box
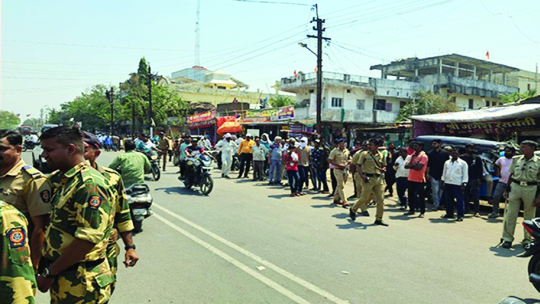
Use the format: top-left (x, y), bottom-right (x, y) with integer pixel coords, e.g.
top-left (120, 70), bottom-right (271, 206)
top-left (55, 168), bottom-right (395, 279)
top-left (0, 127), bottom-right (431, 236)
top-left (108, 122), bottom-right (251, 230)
top-left (429, 218), bottom-right (457, 224)
top-left (481, 217), bottom-right (504, 224)
top-left (335, 219), bottom-right (368, 230)
top-left (489, 244), bottom-right (525, 257)
top-left (310, 203), bottom-right (338, 209)
top-left (310, 196), bottom-right (333, 201)
top-left (268, 194), bottom-right (295, 199)
top-left (154, 186), bottom-right (202, 196)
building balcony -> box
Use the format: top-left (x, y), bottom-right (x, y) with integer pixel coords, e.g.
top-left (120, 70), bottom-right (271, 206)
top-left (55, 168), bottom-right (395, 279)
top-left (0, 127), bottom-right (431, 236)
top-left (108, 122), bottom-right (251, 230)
top-left (414, 74), bottom-right (519, 98)
top-left (281, 72), bottom-right (371, 92)
top-left (294, 107), bottom-right (397, 124)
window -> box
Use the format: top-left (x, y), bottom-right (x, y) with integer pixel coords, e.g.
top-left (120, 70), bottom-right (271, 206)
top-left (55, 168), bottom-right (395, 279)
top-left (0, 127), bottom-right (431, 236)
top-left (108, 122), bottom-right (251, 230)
top-left (468, 99), bottom-right (474, 109)
top-left (485, 100), bottom-right (490, 107)
top-left (331, 97), bottom-right (343, 107)
top-left (492, 101), bottom-right (497, 107)
top-left (218, 86), bottom-right (226, 90)
top-left (374, 99), bottom-right (386, 110)
top-left (309, 89), bottom-right (314, 93)
top-left (356, 99), bottom-right (365, 110)
top-left (347, 89), bottom-right (351, 93)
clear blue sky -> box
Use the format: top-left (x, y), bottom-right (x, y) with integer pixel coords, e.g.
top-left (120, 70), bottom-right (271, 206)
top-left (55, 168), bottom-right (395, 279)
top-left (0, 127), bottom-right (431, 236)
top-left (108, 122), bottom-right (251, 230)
top-left (2, 0), bottom-right (539, 121)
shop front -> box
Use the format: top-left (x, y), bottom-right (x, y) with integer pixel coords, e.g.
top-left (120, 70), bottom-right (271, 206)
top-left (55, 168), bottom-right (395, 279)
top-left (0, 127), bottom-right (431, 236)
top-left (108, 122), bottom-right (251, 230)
top-left (188, 110), bottom-right (217, 142)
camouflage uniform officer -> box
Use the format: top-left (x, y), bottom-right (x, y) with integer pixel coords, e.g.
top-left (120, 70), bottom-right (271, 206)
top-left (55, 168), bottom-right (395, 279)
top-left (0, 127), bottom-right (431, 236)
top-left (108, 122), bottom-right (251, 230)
top-left (0, 130), bottom-right (52, 268)
top-left (82, 131), bottom-right (138, 294)
top-left (36, 126), bottom-right (116, 304)
top-left (0, 201), bottom-right (36, 304)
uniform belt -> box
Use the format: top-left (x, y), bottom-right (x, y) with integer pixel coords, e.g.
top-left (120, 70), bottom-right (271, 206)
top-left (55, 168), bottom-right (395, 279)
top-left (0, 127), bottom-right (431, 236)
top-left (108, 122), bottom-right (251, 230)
top-left (364, 173), bottom-right (380, 178)
top-left (511, 178), bottom-right (537, 186)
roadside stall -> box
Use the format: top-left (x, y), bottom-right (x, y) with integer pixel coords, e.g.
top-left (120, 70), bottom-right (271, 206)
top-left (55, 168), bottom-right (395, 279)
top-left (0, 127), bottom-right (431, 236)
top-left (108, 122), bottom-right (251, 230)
top-left (412, 103), bottom-right (540, 142)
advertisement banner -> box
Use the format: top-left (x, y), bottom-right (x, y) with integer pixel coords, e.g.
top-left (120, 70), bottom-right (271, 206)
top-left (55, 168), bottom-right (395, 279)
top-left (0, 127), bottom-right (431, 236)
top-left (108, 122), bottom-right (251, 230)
top-left (245, 109), bottom-right (277, 118)
top-left (187, 111), bottom-right (215, 124)
top-left (433, 117), bottom-right (539, 135)
top-left (277, 105), bottom-right (295, 120)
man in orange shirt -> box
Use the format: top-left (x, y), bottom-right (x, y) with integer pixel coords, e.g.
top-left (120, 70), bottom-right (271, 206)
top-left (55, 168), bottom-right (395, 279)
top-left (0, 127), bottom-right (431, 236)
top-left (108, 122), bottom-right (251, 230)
top-left (237, 134), bottom-right (255, 178)
top-left (404, 141), bottom-right (429, 217)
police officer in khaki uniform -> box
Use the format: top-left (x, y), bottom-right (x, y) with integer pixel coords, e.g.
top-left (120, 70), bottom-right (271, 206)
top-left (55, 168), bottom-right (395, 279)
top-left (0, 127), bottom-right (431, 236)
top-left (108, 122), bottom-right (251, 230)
top-left (0, 130), bottom-right (52, 268)
top-left (351, 148), bottom-right (370, 216)
top-left (327, 138), bottom-right (350, 207)
top-left (499, 140), bottom-right (540, 249)
top-left (350, 138), bottom-right (389, 226)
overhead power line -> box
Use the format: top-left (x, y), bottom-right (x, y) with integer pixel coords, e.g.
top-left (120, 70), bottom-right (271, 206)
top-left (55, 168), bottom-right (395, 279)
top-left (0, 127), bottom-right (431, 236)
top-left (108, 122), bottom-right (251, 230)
top-left (216, 0), bottom-right (310, 6)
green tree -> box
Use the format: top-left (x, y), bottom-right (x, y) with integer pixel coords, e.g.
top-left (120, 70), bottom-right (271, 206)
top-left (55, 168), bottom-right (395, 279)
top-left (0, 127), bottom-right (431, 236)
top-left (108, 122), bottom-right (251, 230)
top-left (499, 89), bottom-right (537, 104)
top-left (0, 111), bottom-right (21, 129)
top-left (269, 95), bottom-right (295, 108)
top-left (395, 90), bottom-right (460, 123)
top-left (21, 118), bottom-right (41, 129)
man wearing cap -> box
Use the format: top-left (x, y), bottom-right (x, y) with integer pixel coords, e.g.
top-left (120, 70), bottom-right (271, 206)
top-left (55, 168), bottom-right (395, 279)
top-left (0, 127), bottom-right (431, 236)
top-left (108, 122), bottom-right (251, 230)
top-left (237, 134), bottom-right (255, 179)
top-left (216, 133), bottom-right (237, 178)
top-left (81, 132), bottom-right (139, 294)
top-left (0, 130), bottom-right (52, 269)
top-left (350, 138), bottom-right (388, 226)
top-left (499, 140), bottom-right (540, 249)
top-left (252, 136), bottom-right (267, 181)
top-left (327, 138), bottom-right (350, 206)
top-left (157, 133), bottom-right (170, 172)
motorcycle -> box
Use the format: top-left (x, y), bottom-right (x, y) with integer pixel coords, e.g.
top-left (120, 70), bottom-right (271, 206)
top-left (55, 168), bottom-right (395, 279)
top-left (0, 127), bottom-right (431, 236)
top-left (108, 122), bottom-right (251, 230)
top-left (23, 141), bottom-right (36, 152)
top-left (126, 183), bottom-right (153, 233)
top-left (180, 153), bottom-right (214, 195)
top-left (145, 150), bottom-right (161, 181)
top-left (520, 218), bottom-right (540, 292)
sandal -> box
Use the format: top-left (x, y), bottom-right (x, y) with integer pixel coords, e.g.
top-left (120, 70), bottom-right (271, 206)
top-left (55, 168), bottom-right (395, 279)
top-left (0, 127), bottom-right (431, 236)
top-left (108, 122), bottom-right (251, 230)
top-left (290, 193), bottom-right (296, 197)
top-left (342, 202), bottom-right (350, 208)
top-left (295, 193), bottom-right (301, 197)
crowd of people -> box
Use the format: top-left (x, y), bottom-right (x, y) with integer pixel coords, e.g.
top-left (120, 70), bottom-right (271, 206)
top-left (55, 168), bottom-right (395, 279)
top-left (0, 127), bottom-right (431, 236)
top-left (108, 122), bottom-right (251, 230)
top-left (4, 125), bottom-right (540, 303)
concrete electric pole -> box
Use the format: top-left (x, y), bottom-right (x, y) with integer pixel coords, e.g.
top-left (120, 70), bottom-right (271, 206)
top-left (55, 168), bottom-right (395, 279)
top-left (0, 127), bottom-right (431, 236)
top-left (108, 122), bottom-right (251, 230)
top-left (307, 4), bottom-right (330, 139)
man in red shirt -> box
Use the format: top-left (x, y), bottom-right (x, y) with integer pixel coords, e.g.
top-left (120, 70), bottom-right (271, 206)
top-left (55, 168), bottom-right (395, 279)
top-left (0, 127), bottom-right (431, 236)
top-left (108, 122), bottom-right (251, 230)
top-left (404, 141), bottom-right (429, 217)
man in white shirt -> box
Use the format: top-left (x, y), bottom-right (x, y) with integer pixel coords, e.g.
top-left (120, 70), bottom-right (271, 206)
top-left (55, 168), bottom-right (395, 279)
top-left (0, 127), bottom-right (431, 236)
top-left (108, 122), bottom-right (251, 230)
top-left (393, 147), bottom-right (410, 210)
top-left (488, 146), bottom-right (515, 218)
top-left (215, 133), bottom-right (237, 178)
top-left (441, 147), bottom-right (469, 221)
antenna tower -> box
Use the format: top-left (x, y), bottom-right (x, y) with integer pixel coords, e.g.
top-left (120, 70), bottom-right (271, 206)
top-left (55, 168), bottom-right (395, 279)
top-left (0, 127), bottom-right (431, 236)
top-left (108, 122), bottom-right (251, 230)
top-left (194, 0), bottom-right (201, 66)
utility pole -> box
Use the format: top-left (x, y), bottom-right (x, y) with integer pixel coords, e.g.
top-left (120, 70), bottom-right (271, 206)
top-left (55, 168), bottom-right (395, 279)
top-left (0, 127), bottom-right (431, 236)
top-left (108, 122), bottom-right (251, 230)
top-left (307, 4), bottom-right (330, 139)
top-left (148, 64), bottom-right (153, 137)
top-left (105, 87), bottom-right (114, 135)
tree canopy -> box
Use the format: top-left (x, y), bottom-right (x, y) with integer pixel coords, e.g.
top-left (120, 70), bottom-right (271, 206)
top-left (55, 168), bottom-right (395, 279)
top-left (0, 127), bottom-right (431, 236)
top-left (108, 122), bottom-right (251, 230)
top-left (46, 57), bottom-right (190, 134)
top-left (21, 118), bottom-right (41, 129)
top-left (395, 90), bottom-right (460, 123)
top-left (499, 89), bottom-right (537, 104)
top-left (0, 111), bottom-right (21, 129)
top-left (270, 95), bottom-right (295, 108)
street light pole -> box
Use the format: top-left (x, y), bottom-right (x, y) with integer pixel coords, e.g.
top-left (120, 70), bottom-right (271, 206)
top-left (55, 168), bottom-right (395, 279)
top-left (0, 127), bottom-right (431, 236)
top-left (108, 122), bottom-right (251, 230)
top-left (105, 87), bottom-right (114, 135)
top-left (148, 64), bottom-right (153, 138)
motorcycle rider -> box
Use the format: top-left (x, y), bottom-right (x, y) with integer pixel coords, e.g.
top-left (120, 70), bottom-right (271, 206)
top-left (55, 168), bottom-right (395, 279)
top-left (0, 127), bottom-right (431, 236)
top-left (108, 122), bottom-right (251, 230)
top-left (184, 138), bottom-right (216, 179)
top-left (109, 139), bottom-right (151, 188)
top-left (215, 133), bottom-right (237, 179)
top-left (136, 134), bottom-right (161, 158)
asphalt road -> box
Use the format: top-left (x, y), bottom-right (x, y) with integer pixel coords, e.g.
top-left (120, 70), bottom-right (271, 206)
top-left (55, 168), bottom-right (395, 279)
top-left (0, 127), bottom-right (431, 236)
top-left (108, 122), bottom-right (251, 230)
top-left (23, 151), bottom-right (540, 304)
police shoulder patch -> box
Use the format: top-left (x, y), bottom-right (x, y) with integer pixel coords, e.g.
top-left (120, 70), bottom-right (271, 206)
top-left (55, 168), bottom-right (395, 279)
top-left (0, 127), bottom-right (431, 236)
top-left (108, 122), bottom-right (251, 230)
top-left (22, 165), bottom-right (42, 178)
top-left (88, 195), bottom-right (102, 209)
top-left (40, 190), bottom-right (51, 203)
top-left (7, 227), bottom-right (26, 248)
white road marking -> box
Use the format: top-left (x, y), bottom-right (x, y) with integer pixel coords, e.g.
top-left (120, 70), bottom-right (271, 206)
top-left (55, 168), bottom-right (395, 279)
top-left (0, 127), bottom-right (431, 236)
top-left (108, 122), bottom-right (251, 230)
top-left (153, 203), bottom-right (350, 304)
top-left (153, 213), bottom-right (311, 304)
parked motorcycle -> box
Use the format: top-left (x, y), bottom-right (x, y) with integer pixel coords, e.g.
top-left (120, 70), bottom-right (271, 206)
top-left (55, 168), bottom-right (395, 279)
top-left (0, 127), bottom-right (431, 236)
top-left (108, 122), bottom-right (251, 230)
top-left (520, 218), bottom-right (540, 292)
top-left (126, 183), bottom-right (153, 233)
top-left (180, 154), bottom-right (214, 195)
